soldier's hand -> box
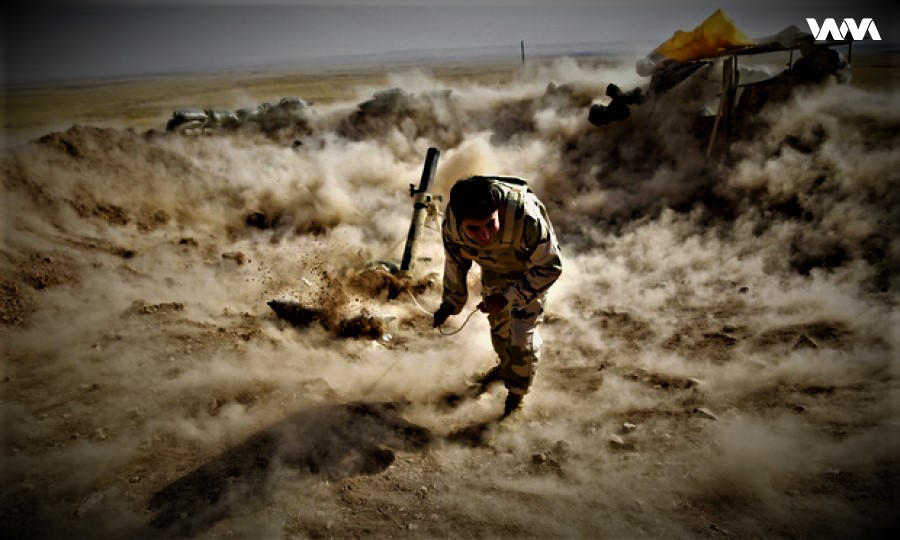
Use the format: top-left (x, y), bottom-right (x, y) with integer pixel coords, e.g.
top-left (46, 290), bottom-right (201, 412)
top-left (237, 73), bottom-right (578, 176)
top-left (477, 293), bottom-right (508, 315)
top-left (432, 302), bottom-right (455, 328)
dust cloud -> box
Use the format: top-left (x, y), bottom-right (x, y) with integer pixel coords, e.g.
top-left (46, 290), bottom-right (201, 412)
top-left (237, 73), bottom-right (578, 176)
top-left (1, 55), bottom-right (897, 538)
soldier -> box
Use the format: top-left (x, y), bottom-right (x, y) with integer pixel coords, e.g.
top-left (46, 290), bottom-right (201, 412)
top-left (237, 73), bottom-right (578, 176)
top-left (432, 175), bottom-right (562, 418)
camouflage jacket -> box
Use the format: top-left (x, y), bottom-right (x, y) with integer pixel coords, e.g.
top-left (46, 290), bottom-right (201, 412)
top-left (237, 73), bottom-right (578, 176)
top-left (441, 176), bottom-right (562, 314)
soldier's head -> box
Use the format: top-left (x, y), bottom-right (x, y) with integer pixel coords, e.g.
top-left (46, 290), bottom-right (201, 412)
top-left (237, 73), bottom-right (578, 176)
top-left (449, 176), bottom-right (502, 246)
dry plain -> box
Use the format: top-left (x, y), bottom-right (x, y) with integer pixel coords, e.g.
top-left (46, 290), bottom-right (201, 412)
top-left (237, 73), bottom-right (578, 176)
top-left (1, 52), bottom-right (898, 539)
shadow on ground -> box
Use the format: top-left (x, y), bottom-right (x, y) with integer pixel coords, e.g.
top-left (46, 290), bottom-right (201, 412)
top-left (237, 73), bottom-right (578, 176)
top-left (147, 401), bottom-right (431, 537)
top-left (445, 420), bottom-right (496, 447)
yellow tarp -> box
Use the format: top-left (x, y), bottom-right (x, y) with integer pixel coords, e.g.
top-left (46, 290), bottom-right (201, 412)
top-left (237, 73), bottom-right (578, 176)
top-left (655, 9), bottom-right (753, 61)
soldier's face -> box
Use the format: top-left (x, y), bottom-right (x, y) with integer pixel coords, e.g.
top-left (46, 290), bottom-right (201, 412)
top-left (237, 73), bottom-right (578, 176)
top-left (462, 210), bottom-right (500, 246)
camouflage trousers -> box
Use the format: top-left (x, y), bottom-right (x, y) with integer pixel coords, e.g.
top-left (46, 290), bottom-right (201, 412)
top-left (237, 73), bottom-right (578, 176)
top-left (483, 272), bottom-right (545, 397)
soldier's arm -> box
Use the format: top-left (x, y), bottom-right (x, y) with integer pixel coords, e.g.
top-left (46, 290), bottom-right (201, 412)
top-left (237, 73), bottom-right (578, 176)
top-left (441, 233), bottom-right (472, 315)
top-left (503, 214), bottom-right (562, 307)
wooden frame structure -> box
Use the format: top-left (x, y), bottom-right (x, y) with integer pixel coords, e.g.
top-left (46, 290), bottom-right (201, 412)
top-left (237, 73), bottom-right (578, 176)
top-left (705, 39), bottom-right (852, 155)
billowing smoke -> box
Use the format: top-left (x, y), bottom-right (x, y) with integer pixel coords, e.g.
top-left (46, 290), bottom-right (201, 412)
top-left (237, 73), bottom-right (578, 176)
top-left (1, 55), bottom-right (896, 538)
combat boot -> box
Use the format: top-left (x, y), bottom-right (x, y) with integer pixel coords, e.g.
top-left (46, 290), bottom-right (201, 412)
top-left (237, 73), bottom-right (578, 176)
top-left (464, 365), bottom-right (500, 398)
top-left (502, 392), bottom-right (523, 418)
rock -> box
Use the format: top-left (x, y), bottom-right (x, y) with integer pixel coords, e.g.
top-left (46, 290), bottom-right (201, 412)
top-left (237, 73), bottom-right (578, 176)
top-left (793, 333), bottom-right (819, 350)
top-left (608, 434), bottom-right (627, 447)
top-left (75, 492), bottom-right (104, 518)
top-left (622, 422), bottom-right (637, 432)
top-left (532, 452), bottom-right (548, 464)
top-left (408, 523), bottom-right (418, 531)
top-left (793, 405), bottom-right (807, 413)
top-left (222, 251), bottom-right (246, 265)
top-left (133, 300), bottom-right (185, 314)
top-left (129, 475), bottom-right (142, 483)
top-left (416, 485), bottom-right (428, 499)
top-left (694, 407), bottom-right (719, 420)
top-left (553, 440), bottom-right (571, 455)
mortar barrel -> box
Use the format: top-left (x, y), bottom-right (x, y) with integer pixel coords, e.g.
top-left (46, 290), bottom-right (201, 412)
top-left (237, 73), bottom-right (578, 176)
top-left (400, 147), bottom-right (440, 274)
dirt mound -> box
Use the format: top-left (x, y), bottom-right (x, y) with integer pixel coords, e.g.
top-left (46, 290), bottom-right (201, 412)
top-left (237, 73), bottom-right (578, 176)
top-left (0, 278), bottom-right (31, 328)
top-left (338, 88), bottom-right (465, 148)
top-left (754, 320), bottom-right (852, 350)
top-left (347, 267), bottom-right (437, 300)
top-left (267, 299), bottom-right (389, 340)
top-left (336, 314), bottom-right (388, 340)
top-left (266, 299), bottom-right (324, 328)
top-left (0, 250), bottom-right (80, 328)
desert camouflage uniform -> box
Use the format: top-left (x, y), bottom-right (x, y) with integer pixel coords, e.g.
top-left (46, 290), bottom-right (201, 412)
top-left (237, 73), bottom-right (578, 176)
top-left (441, 176), bottom-right (562, 397)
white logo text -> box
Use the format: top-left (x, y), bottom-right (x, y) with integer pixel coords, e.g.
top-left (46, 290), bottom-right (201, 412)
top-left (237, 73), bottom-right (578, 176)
top-left (806, 18), bottom-right (881, 41)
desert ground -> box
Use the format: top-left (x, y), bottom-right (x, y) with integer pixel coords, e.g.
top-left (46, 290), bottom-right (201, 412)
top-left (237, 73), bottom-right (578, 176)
top-left (1, 52), bottom-right (898, 539)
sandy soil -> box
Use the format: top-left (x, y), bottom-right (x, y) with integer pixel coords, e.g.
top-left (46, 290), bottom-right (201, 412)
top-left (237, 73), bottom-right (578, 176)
top-left (1, 54), bottom-right (898, 539)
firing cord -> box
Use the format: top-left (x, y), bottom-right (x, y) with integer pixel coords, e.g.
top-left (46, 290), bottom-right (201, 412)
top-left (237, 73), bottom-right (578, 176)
top-left (360, 356), bottom-right (403, 397)
top-left (359, 291), bottom-right (476, 398)
top-left (406, 290), bottom-right (479, 336)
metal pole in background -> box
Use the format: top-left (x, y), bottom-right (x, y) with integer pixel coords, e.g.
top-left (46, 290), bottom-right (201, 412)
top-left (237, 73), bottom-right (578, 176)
top-left (399, 147), bottom-right (440, 275)
top-left (521, 40), bottom-right (526, 67)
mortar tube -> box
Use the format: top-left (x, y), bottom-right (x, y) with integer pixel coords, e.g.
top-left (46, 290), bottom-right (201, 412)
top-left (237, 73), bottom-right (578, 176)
top-left (400, 147), bottom-right (440, 275)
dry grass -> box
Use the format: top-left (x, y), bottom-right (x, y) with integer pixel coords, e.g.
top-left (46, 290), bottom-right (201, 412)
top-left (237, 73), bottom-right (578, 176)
top-left (2, 52), bottom-right (895, 146)
top-left (2, 59), bottom-right (523, 144)
top-left (847, 52), bottom-right (900, 90)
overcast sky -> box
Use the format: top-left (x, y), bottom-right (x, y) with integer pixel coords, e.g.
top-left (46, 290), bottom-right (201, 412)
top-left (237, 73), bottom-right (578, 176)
top-left (2, 0), bottom-right (896, 83)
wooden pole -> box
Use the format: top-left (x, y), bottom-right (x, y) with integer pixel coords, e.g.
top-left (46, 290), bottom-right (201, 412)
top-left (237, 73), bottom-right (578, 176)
top-left (521, 40), bottom-right (525, 66)
top-left (726, 56), bottom-right (738, 138)
top-left (707, 57), bottom-right (734, 157)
